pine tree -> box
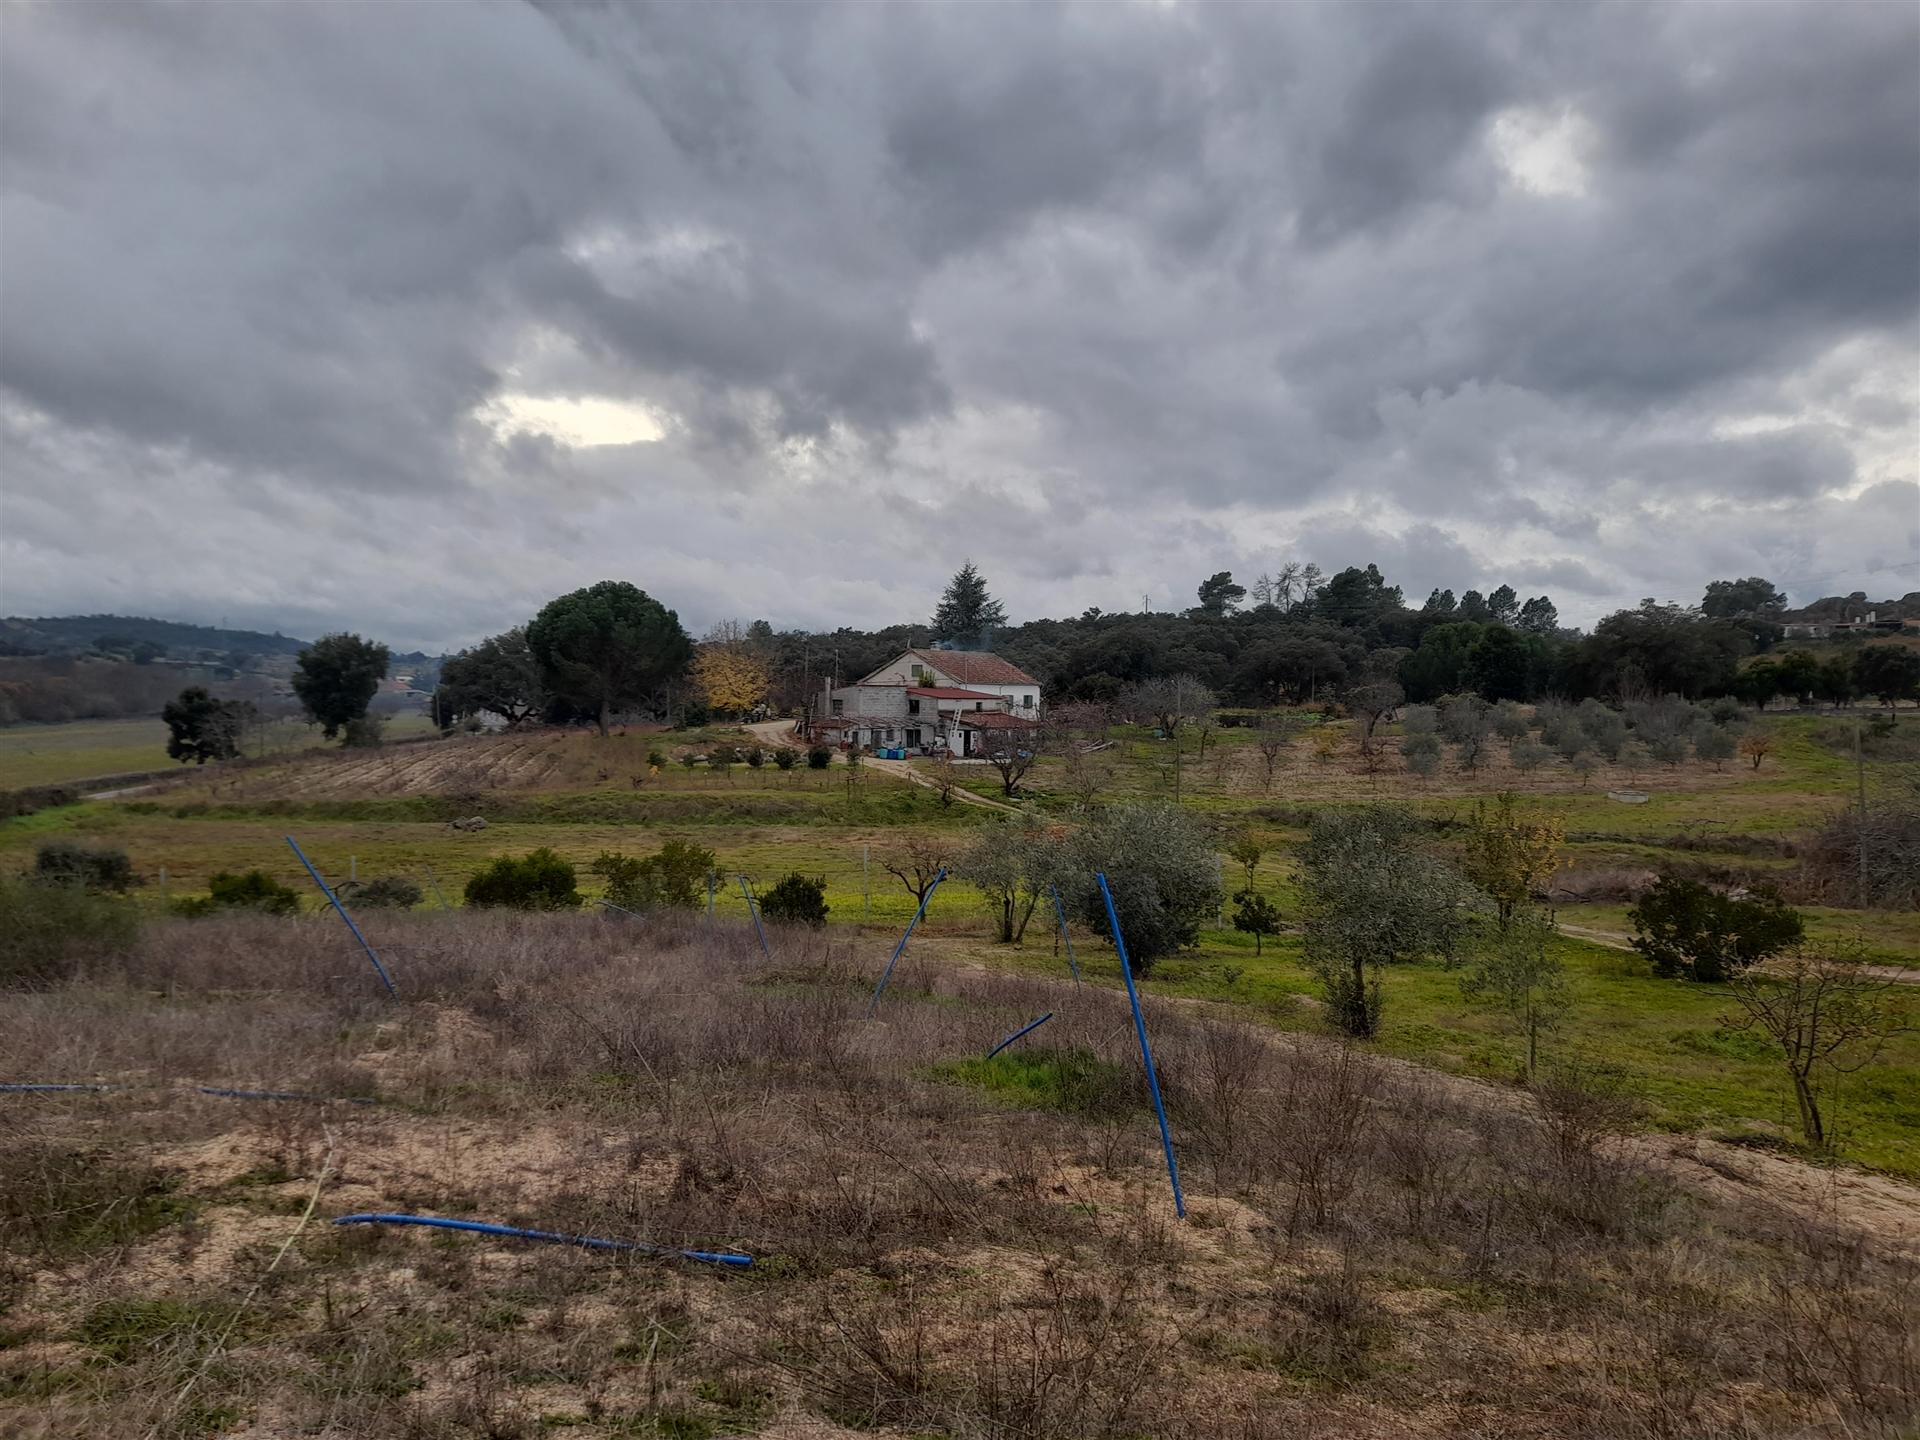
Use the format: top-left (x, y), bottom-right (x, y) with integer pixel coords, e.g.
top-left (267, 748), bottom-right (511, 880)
top-left (932, 561), bottom-right (1007, 642)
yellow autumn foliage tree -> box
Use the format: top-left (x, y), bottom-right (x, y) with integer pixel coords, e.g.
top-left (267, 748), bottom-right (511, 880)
top-left (1460, 792), bottom-right (1565, 926)
top-left (693, 643), bottom-right (769, 716)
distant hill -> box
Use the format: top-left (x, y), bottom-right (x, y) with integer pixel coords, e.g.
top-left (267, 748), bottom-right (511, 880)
top-left (0, 614), bottom-right (435, 668)
top-left (0, 613), bottom-right (312, 659)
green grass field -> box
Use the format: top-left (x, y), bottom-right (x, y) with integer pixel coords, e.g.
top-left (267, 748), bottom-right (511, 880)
top-left (4, 705), bottom-right (1915, 1181)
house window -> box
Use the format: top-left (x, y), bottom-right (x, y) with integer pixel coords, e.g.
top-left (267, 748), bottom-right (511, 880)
top-left (1022, 693), bottom-right (1034, 707)
top-left (908, 698), bottom-right (921, 715)
top-left (906, 728), bottom-right (922, 748)
top-left (974, 701), bottom-right (983, 710)
top-left (830, 698), bottom-right (843, 715)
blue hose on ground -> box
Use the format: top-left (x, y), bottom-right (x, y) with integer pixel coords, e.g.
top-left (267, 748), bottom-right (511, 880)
top-left (332, 1213), bottom-right (753, 1267)
top-left (0, 1083), bottom-right (120, 1093)
top-left (985, 1012), bottom-right (1053, 1059)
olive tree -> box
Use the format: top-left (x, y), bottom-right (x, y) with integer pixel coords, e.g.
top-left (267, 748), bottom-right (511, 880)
top-left (1299, 807), bottom-right (1475, 1037)
top-left (958, 815), bottom-right (1068, 944)
top-left (1067, 804), bottom-right (1223, 974)
top-left (1451, 906), bottom-right (1570, 1079)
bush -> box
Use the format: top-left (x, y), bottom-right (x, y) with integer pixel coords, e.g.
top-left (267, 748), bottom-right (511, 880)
top-left (708, 742), bottom-right (741, 768)
top-left (592, 840), bottom-right (716, 911)
top-left (1492, 702), bottom-right (1531, 741)
top-left (647, 748), bottom-right (669, 768)
top-left (1402, 732), bottom-right (1441, 777)
top-left (759, 872), bottom-right (829, 927)
top-left (174, 870), bottom-right (302, 918)
top-left (807, 746), bottom-right (833, 769)
top-left (773, 747), bottom-right (798, 771)
top-left (337, 875), bottom-right (422, 909)
top-left (464, 849), bottom-right (581, 910)
top-left (1508, 738), bottom-right (1550, 774)
top-left (0, 874), bottom-right (139, 987)
top-left (341, 714), bottom-right (385, 749)
top-left (745, 745), bottom-right (765, 769)
top-left (1694, 726), bottom-right (1736, 767)
top-left (34, 840), bottom-right (136, 893)
top-left (1629, 874), bottom-right (1804, 983)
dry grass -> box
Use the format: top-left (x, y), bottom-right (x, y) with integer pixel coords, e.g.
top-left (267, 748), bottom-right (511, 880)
top-left (1, 910), bottom-right (1915, 1438)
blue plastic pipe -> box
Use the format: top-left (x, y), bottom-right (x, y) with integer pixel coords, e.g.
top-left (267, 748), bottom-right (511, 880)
top-left (331, 1213), bottom-right (752, 1266)
top-left (1050, 884), bottom-right (1083, 987)
top-left (286, 837), bottom-right (398, 998)
top-left (0, 1083), bottom-right (119, 1093)
top-left (592, 899), bottom-right (644, 919)
top-left (1096, 872), bottom-right (1186, 1219)
top-left (739, 876), bottom-right (771, 957)
top-left (985, 1011), bottom-right (1053, 1059)
top-left (868, 867), bottom-right (946, 1016)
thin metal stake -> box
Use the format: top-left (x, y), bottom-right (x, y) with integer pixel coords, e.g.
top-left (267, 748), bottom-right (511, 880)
top-left (422, 867), bottom-right (451, 910)
top-left (1050, 884), bottom-right (1082, 987)
top-left (1096, 872), bottom-right (1184, 1219)
top-left (286, 837), bottom-right (397, 998)
top-left (868, 868), bottom-right (946, 1017)
top-left (738, 876), bottom-right (771, 958)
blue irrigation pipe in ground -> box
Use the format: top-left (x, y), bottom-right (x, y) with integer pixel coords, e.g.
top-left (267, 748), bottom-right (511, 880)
top-left (286, 836), bottom-right (398, 998)
top-left (1096, 872), bottom-right (1186, 1220)
top-left (1, 1083), bottom-right (120, 1093)
top-left (593, 898), bottom-right (644, 919)
top-left (986, 1012), bottom-right (1053, 1059)
top-left (738, 876), bottom-right (771, 957)
top-left (868, 868), bottom-right (946, 1017)
top-left (1050, 884), bottom-right (1083, 987)
top-left (331, 1213), bottom-right (753, 1267)
top-left (198, 1087), bottom-right (376, 1105)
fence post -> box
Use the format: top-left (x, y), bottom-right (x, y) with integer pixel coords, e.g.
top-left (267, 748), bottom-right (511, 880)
top-left (1095, 872), bottom-right (1184, 1218)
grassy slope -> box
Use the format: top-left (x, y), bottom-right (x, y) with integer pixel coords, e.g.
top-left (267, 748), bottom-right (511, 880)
top-left (4, 707), bottom-right (1915, 1179)
top-left (0, 713), bottom-right (440, 789)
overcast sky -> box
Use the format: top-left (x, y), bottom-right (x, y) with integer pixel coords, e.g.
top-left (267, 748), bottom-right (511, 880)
top-left (2, 1), bottom-right (1916, 651)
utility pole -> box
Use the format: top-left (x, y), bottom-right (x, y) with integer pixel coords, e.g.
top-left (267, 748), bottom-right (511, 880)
top-left (1855, 717), bottom-right (1868, 904)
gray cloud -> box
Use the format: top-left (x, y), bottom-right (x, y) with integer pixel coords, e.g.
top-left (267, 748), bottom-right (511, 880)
top-left (1, 0), bottom-right (1915, 651)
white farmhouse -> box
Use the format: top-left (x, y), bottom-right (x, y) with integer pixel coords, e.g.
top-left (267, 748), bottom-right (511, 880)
top-left (807, 648), bottom-right (1044, 757)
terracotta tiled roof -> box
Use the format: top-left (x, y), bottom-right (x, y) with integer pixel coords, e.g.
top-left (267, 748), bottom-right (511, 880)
top-left (910, 649), bottom-right (1039, 686)
top-left (906, 686), bottom-right (1001, 700)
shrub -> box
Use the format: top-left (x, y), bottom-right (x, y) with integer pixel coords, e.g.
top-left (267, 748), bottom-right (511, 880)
top-left (1647, 733), bottom-right (1690, 767)
top-left (1492, 702), bottom-right (1531, 740)
top-left (1629, 874), bottom-right (1804, 983)
top-left (464, 849), bottom-right (581, 910)
top-left (34, 840), bottom-right (136, 893)
top-left (745, 745), bottom-right (765, 769)
top-left (1399, 704), bottom-right (1438, 737)
top-left (708, 742), bottom-right (742, 768)
top-left (1508, 738), bottom-right (1550, 774)
top-left (174, 870), bottom-right (301, 918)
top-left (0, 874), bottom-right (139, 987)
top-left (759, 872), bottom-right (829, 927)
top-left (807, 746), bottom-right (833, 770)
top-left (338, 875), bottom-right (422, 909)
top-left (647, 748), bottom-right (668, 768)
top-left (341, 714), bottom-right (385, 749)
top-left (592, 840), bottom-right (716, 911)
top-left (773, 747), bottom-right (797, 771)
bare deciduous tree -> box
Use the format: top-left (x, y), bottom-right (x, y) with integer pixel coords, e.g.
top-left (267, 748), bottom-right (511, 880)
top-left (1121, 674), bottom-right (1216, 738)
top-left (978, 717), bottom-right (1053, 797)
top-left (882, 834), bottom-right (950, 906)
top-left (1724, 943), bottom-right (1909, 1150)
top-left (1255, 712), bottom-right (1304, 790)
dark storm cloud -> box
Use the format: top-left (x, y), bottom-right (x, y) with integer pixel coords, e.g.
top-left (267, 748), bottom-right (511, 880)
top-left (0, 0), bottom-right (1914, 650)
